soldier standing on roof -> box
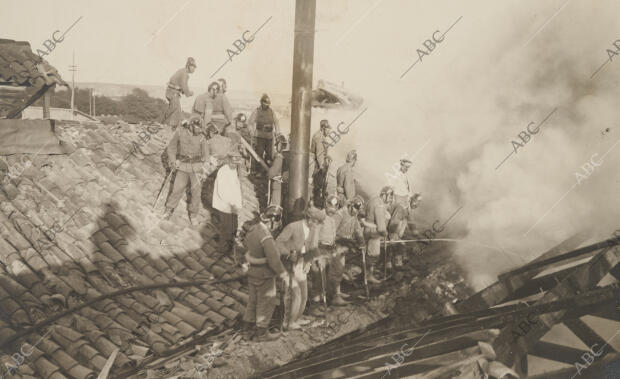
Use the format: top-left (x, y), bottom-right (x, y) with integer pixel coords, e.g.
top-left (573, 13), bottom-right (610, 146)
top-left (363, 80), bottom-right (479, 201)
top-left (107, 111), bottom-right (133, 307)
top-left (390, 158), bottom-right (413, 208)
top-left (163, 117), bottom-right (208, 225)
top-left (248, 94), bottom-right (281, 176)
top-left (336, 150), bottom-right (357, 206)
top-left (363, 186), bottom-right (394, 283)
top-left (241, 205), bottom-right (288, 341)
top-left (191, 81), bottom-right (219, 125)
top-left (212, 78), bottom-right (233, 134)
top-left (162, 57), bottom-right (196, 129)
top-left (267, 135), bottom-right (289, 207)
top-left (310, 120), bottom-right (332, 209)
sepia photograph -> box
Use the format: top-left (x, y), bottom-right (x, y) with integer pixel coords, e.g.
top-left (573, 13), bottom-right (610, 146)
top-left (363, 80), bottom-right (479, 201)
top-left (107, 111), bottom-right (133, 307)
top-left (0, 1), bottom-right (619, 378)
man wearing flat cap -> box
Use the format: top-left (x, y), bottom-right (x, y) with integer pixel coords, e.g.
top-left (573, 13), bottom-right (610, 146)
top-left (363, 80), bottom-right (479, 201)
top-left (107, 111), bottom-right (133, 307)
top-left (390, 158), bottom-right (414, 208)
top-left (213, 151), bottom-right (244, 255)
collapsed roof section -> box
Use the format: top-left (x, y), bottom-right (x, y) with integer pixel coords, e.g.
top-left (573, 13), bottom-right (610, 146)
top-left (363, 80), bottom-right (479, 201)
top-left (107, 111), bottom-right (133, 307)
top-left (0, 39), bottom-right (67, 119)
top-left (312, 80), bottom-right (363, 109)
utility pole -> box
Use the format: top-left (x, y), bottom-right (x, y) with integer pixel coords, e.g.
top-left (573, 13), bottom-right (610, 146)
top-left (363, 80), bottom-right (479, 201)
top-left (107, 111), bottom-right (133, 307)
top-left (89, 88), bottom-right (92, 116)
top-left (68, 51), bottom-right (78, 121)
top-left (93, 90), bottom-right (96, 116)
top-left (286, 0), bottom-right (316, 221)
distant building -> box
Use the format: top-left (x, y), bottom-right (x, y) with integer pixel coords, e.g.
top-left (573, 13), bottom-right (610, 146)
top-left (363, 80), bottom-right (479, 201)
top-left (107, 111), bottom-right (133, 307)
top-left (22, 106), bottom-right (99, 122)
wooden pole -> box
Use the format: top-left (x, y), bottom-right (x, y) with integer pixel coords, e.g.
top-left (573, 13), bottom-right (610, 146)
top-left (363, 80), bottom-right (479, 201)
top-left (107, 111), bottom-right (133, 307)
top-left (286, 0), bottom-right (316, 220)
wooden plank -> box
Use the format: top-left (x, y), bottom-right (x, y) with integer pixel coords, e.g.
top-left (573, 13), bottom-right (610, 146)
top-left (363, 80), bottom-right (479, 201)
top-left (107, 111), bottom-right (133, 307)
top-left (564, 318), bottom-right (615, 354)
top-left (503, 262), bottom-right (586, 302)
top-left (591, 306), bottom-right (620, 322)
top-left (501, 237), bottom-right (618, 279)
top-left (97, 348), bottom-right (119, 379)
top-left (529, 341), bottom-right (589, 364)
top-left (527, 354), bottom-right (620, 379)
top-left (610, 262), bottom-right (620, 282)
top-left (457, 232), bottom-right (589, 312)
top-left (42, 83), bottom-right (53, 119)
top-left (262, 330), bottom-right (497, 379)
top-left (492, 245), bottom-right (620, 368)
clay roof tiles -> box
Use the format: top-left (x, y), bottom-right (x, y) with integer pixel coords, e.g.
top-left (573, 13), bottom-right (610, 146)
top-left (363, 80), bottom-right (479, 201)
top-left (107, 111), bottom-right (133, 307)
top-left (0, 122), bottom-right (252, 377)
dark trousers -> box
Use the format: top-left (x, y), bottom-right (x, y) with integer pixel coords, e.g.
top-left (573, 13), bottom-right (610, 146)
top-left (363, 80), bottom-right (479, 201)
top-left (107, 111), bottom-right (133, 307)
top-left (243, 276), bottom-right (278, 328)
top-left (162, 90), bottom-right (181, 128)
top-left (254, 137), bottom-right (273, 171)
top-left (217, 209), bottom-right (238, 253)
top-left (165, 170), bottom-right (201, 216)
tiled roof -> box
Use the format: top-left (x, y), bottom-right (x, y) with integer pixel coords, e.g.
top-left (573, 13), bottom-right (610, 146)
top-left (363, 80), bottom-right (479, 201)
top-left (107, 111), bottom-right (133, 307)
top-left (0, 121), bottom-right (259, 378)
top-left (0, 38), bottom-right (67, 118)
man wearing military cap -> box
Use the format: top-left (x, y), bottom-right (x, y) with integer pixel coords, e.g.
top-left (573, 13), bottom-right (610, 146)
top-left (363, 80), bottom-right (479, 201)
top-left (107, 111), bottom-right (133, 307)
top-left (241, 205), bottom-right (288, 341)
top-left (191, 81), bottom-right (219, 126)
top-left (390, 157), bottom-right (413, 208)
top-left (212, 78), bottom-right (233, 134)
top-left (162, 57), bottom-right (196, 129)
top-left (363, 186), bottom-right (394, 283)
top-left (267, 134), bottom-right (290, 207)
top-left (336, 150), bottom-right (358, 206)
top-left (248, 94), bottom-right (281, 176)
top-left (163, 116), bottom-right (208, 225)
top-left (310, 120), bottom-right (332, 208)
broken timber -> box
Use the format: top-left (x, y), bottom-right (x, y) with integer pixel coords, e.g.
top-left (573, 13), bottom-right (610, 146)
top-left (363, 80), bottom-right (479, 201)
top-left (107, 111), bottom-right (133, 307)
top-left (259, 233), bottom-right (620, 378)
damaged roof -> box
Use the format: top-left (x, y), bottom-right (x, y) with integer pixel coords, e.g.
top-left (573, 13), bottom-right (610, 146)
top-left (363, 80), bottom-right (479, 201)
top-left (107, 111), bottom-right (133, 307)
top-left (0, 39), bottom-right (67, 118)
top-left (0, 122), bottom-right (259, 378)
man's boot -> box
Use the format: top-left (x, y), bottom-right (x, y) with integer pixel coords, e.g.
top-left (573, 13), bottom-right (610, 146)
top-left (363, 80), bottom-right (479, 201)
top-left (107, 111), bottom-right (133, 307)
top-left (366, 264), bottom-right (382, 284)
top-left (395, 254), bottom-right (404, 268)
top-left (255, 327), bottom-right (280, 341)
top-left (163, 208), bottom-right (174, 220)
top-left (335, 284), bottom-right (350, 299)
top-left (188, 214), bottom-right (198, 226)
top-left (331, 294), bottom-right (350, 306)
top-left (241, 321), bottom-right (256, 340)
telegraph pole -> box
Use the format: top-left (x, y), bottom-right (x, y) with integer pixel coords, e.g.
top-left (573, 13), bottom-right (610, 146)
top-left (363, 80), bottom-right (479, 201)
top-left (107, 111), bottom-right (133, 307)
top-left (68, 51), bottom-right (78, 121)
top-left (92, 91), bottom-right (96, 116)
top-left (286, 0), bottom-right (316, 221)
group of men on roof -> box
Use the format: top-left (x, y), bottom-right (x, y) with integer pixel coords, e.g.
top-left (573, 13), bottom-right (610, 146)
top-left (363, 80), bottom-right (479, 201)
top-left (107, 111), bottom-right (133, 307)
top-left (159, 58), bottom-right (422, 342)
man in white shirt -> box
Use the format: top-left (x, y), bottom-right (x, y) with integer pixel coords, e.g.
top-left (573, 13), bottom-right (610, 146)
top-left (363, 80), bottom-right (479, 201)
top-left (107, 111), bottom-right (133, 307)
top-left (390, 158), bottom-right (413, 208)
top-left (213, 151), bottom-right (243, 255)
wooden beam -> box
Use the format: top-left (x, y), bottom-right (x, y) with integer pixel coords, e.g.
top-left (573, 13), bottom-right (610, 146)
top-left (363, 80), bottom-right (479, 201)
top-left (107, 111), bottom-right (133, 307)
top-left (42, 83), bottom-right (54, 119)
top-left (564, 318), bottom-right (617, 354)
top-left (492, 245), bottom-right (620, 368)
top-left (527, 355), bottom-right (620, 379)
top-left (501, 237), bottom-right (619, 279)
top-left (456, 232), bottom-right (589, 312)
top-left (529, 341), bottom-right (590, 364)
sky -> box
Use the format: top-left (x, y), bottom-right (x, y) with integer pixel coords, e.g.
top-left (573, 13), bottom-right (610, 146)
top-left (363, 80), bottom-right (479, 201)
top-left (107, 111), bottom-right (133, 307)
top-left (4, 0), bottom-right (620, 289)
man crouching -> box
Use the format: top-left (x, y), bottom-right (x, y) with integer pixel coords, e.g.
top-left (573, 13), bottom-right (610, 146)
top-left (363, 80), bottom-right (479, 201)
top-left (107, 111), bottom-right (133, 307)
top-left (241, 205), bottom-right (288, 341)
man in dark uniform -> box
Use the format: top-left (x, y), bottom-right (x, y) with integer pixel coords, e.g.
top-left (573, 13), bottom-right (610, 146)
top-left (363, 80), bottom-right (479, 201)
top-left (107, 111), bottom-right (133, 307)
top-left (241, 205), bottom-right (288, 341)
top-left (310, 120), bottom-right (332, 208)
top-left (191, 81), bottom-right (219, 124)
top-left (162, 57), bottom-right (196, 129)
top-left (336, 150), bottom-right (357, 206)
top-left (267, 134), bottom-right (289, 207)
top-left (363, 186), bottom-right (394, 283)
top-left (213, 78), bottom-right (233, 134)
top-left (248, 94), bottom-right (281, 176)
top-left (163, 117), bottom-right (208, 225)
